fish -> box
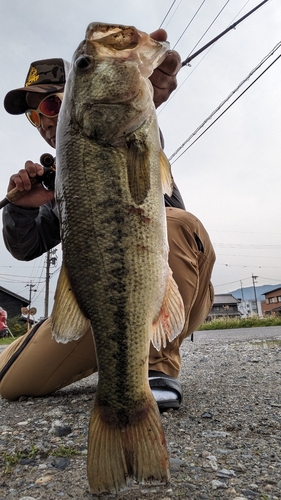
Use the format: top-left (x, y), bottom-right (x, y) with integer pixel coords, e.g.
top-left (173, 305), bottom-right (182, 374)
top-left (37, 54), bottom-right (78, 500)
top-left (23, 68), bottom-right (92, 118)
top-left (51, 22), bottom-right (185, 495)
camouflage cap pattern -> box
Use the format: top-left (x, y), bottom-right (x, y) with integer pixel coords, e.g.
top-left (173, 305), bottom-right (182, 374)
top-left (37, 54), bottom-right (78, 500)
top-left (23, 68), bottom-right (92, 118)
top-left (4, 58), bottom-right (70, 115)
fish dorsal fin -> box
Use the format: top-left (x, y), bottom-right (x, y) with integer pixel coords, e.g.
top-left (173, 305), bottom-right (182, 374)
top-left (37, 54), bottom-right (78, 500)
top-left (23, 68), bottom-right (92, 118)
top-left (151, 267), bottom-right (185, 351)
top-left (126, 135), bottom-right (150, 205)
top-left (51, 261), bottom-right (90, 343)
top-left (160, 150), bottom-right (173, 197)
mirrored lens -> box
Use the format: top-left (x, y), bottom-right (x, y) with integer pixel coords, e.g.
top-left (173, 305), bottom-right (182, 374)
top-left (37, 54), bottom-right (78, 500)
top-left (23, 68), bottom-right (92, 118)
top-left (39, 95), bottom-right (62, 116)
top-left (25, 93), bottom-right (63, 127)
top-left (26, 109), bottom-right (41, 127)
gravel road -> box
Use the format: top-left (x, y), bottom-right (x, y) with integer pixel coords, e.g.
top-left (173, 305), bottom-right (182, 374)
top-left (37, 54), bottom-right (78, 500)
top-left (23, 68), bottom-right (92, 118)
top-left (1, 326), bottom-right (281, 500)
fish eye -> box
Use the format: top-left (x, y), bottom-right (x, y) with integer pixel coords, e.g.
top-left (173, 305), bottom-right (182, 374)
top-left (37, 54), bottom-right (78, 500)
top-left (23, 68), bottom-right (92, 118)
top-left (76, 56), bottom-right (93, 70)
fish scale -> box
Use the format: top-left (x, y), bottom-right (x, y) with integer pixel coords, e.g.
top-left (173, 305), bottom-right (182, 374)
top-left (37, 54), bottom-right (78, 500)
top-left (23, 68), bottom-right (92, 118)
top-left (51, 22), bottom-right (185, 494)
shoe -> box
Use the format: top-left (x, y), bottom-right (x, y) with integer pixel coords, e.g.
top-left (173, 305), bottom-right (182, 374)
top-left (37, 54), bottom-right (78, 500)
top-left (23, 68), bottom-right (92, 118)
top-left (149, 370), bottom-right (182, 411)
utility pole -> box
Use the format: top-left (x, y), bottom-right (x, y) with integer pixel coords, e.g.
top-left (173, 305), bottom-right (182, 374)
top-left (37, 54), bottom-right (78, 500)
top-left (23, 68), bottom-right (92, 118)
top-left (252, 274), bottom-right (259, 316)
top-left (26, 282), bottom-right (37, 330)
top-left (240, 280), bottom-right (246, 316)
top-left (44, 249), bottom-right (57, 317)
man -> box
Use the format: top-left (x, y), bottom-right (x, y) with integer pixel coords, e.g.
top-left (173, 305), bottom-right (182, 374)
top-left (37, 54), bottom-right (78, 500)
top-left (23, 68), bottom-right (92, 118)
top-left (0, 29), bottom-right (215, 409)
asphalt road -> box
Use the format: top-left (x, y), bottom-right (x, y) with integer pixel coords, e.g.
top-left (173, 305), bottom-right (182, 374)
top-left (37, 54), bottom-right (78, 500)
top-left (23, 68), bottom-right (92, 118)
top-left (191, 325), bottom-right (281, 343)
top-left (1, 326), bottom-right (281, 355)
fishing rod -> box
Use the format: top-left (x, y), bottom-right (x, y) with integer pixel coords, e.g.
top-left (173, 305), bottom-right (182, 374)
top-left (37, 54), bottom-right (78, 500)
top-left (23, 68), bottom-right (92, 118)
top-left (0, 153), bottom-right (56, 210)
top-left (181, 0), bottom-right (271, 67)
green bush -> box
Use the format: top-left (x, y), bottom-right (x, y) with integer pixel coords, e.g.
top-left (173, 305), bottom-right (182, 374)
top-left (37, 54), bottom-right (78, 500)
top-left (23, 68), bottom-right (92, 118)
top-left (7, 316), bottom-right (27, 337)
top-left (198, 315), bottom-right (281, 330)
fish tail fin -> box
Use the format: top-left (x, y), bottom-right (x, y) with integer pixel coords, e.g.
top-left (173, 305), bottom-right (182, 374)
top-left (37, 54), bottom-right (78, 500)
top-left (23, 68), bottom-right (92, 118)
top-left (87, 391), bottom-right (170, 494)
top-left (152, 267), bottom-right (185, 351)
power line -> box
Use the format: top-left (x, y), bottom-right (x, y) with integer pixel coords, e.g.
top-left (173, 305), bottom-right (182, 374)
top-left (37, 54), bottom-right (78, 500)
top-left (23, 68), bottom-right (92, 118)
top-left (158, 0), bottom-right (255, 116)
top-left (182, 0), bottom-right (232, 62)
top-left (215, 262), bottom-right (280, 269)
top-left (159, 0), bottom-right (178, 29)
top-left (172, 0), bottom-right (207, 50)
top-left (182, 0), bottom-right (271, 66)
top-left (160, 0), bottom-right (183, 30)
top-left (169, 45), bottom-right (281, 163)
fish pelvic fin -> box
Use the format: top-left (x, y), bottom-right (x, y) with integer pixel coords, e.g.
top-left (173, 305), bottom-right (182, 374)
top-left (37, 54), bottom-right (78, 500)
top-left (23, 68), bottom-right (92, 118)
top-left (152, 267), bottom-right (185, 351)
top-left (87, 392), bottom-right (170, 494)
top-left (51, 261), bottom-right (90, 343)
top-left (160, 150), bottom-right (173, 197)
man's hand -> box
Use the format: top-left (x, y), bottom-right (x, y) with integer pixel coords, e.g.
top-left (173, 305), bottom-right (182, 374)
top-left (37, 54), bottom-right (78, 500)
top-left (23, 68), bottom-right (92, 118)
top-left (7, 161), bottom-right (54, 208)
top-left (150, 29), bottom-right (181, 108)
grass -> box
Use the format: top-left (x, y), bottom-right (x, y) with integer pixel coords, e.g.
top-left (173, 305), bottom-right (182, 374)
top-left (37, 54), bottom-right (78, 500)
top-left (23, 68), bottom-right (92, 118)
top-left (197, 315), bottom-right (281, 330)
top-left (2, 445), bottom-right (79, 473)
top-left (50, 446), bottom-right (79, 458)
top-left (2, 445), bottom-right (39, 473)
top-left (0, 336), bottom-right (21, 345)
top-left (1, 315), bottom-right (281, 344)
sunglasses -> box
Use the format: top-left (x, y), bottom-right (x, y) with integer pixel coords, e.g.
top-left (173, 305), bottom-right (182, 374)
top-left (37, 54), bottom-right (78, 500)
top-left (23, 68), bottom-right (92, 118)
top-left (25, 93), bottom-right (64, 127)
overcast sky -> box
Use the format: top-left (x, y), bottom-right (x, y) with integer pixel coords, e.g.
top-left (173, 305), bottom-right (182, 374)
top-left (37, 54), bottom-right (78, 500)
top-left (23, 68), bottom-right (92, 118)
top-left (0, 0), bottom-right (280, 318)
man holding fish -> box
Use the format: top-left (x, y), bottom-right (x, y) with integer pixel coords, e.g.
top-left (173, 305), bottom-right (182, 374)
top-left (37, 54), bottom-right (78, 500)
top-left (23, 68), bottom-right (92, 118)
top-left (0, 28), bottom-right (215, 414)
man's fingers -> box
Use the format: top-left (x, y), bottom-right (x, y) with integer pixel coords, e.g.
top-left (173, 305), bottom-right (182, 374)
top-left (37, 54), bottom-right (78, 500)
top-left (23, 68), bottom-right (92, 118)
top-left (150, 29), bottom-right (168, 42)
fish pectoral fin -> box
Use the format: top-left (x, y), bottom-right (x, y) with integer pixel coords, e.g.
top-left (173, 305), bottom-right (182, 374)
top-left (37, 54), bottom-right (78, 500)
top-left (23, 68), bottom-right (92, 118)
top-left (87, 391), bottom-right (170, 494)
top-left (152, 268), bottom-right (185, 351)
top-left (126, 135), bottom-right (150, 204)
top-left (160, 149), bottom-right (173, 197)
top-left (51, 262), bottom-right (90, 344)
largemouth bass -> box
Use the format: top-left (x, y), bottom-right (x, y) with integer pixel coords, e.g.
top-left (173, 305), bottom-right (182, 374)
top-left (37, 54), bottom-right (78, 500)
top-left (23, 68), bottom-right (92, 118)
top-left (52, 22), bottom-right (185, 495)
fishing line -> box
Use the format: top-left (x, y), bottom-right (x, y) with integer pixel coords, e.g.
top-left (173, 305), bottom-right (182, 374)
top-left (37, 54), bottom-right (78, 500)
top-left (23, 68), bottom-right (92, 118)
top-left (158, 0), bottom-right (252, 116)
top-left (182, 0), bottom-right (272, 66)
top-left (183, 0), bottom-right (232, 61)
top-left (172, 0), bottom-right (207, 50)
top-left (169, 44), bottom-right (281, 163)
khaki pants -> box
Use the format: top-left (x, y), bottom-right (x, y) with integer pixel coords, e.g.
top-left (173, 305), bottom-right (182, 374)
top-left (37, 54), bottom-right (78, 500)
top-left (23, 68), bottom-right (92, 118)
top-left (0, 208), bottom-right (215, 400)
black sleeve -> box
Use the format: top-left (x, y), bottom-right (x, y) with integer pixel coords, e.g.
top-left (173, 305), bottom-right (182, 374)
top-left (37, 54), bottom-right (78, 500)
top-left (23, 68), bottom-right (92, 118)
top-left (164, 182), bottom-right (186, 210)
top-left (2, 199), bottom-right (61, 261)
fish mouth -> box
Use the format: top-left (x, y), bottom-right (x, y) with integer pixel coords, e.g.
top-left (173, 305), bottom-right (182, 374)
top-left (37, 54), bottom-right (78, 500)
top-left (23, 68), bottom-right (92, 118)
top-left (87, 23), bottom-right (139, 51)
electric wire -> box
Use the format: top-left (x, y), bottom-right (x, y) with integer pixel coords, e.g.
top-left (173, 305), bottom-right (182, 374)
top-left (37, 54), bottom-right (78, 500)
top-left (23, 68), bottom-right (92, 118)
top-left (172, 0), bottom-right (207, 50)
top-left (158, 0), bottom-right (252, 116)
top-left (185, 0), bottom-right (232, 61)
top-left (182, 0), bottom-right (271, 65)
top-left (160, 0), bottom-right (183, 30)
top-left (169, 43), bottom-right (281, 163)
top-left (159, 0), bottom-right (177, 29)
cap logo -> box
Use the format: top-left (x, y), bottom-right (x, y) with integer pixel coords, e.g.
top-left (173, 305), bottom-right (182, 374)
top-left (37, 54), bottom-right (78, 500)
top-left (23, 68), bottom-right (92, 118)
top-left (25, 66), bottom-right (40, 87)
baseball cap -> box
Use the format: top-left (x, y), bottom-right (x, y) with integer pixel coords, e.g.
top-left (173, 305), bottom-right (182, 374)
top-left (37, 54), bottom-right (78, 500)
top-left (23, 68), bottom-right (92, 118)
top-left (4, 58), bottom-right (70, 115)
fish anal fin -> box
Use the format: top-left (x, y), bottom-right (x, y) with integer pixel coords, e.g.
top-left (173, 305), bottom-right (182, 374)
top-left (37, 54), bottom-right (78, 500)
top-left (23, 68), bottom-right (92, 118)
top-left (152, 268), bottom-right (185, 351)
top-left (51, 261), bottom-right (90, 343)
top-left (87, 391), bottom-right (170, 494)
top-left (160, 150), bottom-right (173, 197)
top-left (126, 135), bottom-right (150, 205)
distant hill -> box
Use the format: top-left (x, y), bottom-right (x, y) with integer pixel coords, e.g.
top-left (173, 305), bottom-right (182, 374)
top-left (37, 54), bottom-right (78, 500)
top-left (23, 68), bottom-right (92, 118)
top-left (230, 284), bottom-right (281, 302)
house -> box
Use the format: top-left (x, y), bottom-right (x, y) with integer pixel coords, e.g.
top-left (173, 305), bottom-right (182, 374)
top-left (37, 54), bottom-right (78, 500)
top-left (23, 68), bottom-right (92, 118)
top-left (208, 294), bottom-right (241, 319)
top-left (261, 287), bottom-right (281, 316)
top-left (0, 286), bottom-right (30, 318)
top-left (237, 299), bottom-right (262, 318)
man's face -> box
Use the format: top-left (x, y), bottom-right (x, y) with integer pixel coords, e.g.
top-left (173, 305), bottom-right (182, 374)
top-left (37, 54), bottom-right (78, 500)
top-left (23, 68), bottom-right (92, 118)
top-left (26, 92), bottom-right (60, 149)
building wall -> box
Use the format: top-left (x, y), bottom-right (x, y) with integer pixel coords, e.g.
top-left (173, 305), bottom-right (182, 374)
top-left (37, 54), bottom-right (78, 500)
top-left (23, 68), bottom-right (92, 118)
top-left (238, 300), bottom-right (263, 317)
top-left (261, 288), bottom-right (281, 316)
top-left (0, 291), bottom-right (28, 318)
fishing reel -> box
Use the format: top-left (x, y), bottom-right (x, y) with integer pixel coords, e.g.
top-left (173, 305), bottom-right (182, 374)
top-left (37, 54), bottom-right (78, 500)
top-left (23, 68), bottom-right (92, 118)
top-left (39, 153), bottom-right (56, 191)
top-left (0, 152), bottom-right (57, 209)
